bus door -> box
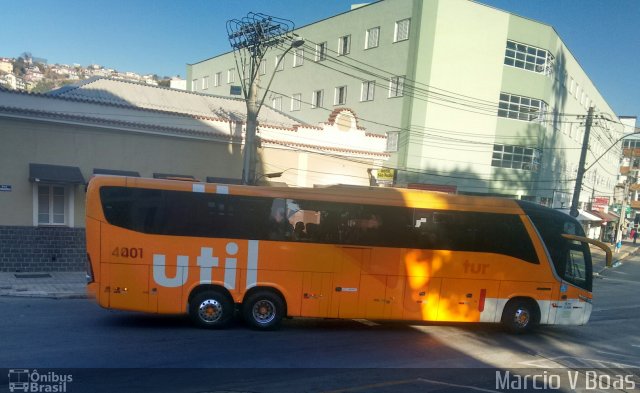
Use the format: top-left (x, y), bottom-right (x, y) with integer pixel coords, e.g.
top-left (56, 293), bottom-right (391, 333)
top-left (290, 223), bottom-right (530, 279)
top-left (550, 235), bottom-right (599, 325)
top-left (331, 247), bottom-right (369, 319)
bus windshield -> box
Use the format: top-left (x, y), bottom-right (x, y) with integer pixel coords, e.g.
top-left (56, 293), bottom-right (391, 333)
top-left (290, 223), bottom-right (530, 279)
top-left (517, 201), bottom-right (593, 292)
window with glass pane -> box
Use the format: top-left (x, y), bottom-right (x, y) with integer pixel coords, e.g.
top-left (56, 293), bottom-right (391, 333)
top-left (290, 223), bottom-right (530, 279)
top-left (259, 60), bottom-right (266, 75)
top-left (389, 76), bottom-right (404, 97)
top-left (275, 55), bottom-right (284, 71)
top-left (386, 131), bottom-right (399, 152)
top-left (504, 40), bottom-right (554, 76)
top-left (214, 72), bottom-right (221, 87)
top-left (498, 92), bottom-right (547, 122)
top-left (293, 49), bottom-right (304, 67)
top-left (361, 81), bottom-right (375, 101)
top-left (338, 35), bottom-right (351, 55)
top-left (38, 185), bottom-right (65, 225)
top-left (227, 68), bottom-right (235, 83)
top-left (395, 19), bottom-right (410, 42)
top-left (192, 79), bottom-right (197, 91)
top-left (312, 90), bottom-right (323, 108)
top-left (335, 86), bottom-right (347, 105)
top-left (491, 144), bottom-right (541, 172)
top-left (291, 93), bottom-right (301, 111)
top-left (272, 96), bottom-right (282, 111)
top-left (316, 42), bottom-right (327, 61)
top-left (366, 27), bottom-right (379, 49)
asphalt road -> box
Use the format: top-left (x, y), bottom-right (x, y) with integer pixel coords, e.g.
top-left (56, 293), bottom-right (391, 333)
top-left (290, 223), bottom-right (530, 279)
top-left (1, 258), bottom-right (640, 392)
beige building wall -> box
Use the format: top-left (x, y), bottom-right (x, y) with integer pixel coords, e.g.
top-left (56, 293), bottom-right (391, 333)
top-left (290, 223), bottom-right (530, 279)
top-left (0, 117), bottom-right (243, 227)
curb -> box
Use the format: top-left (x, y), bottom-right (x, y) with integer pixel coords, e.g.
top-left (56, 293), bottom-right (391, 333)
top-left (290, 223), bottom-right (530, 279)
top-left (0, 292), bottom-right (88, 299)
top-left (597, 248), bottom-right (638, 275)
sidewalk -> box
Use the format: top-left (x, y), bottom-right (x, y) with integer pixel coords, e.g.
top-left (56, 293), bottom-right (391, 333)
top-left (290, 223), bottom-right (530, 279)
top-left (0, 241), bottom-right (638, 299)
top-left (592, 239), bottom-right (640, 274)
top-left (0, 271), bottom-right (88, 299)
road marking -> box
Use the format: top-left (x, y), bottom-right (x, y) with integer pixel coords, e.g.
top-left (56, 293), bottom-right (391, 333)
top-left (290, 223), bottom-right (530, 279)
top-left (353, 319), bottom-right (379, 326)
top-left (323, 377), bottom-right (500, 393)
top-left (632, 345), bottom-right (640, 348)
top-left (593, 349), bottom-right (640, 363)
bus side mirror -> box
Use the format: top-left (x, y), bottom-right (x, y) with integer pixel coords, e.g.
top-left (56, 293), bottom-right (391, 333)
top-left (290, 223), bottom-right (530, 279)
top-left (561, 234), bottom-right (613, 268)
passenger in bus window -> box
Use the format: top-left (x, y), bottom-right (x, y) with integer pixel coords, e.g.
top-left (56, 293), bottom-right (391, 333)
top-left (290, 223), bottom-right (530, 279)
top-left (268, 207), bottom-right (293, 240)
top-left (293, 221), bottom-right (307, 240)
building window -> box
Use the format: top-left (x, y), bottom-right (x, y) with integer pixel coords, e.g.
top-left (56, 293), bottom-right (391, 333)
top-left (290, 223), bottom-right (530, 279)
top-left (504, 40), bottom-right (554, 76)
top-left (498, 93), bottom-right (547, 122)
top-left (491, 144), bottom-right (541, 172)
top-left (202, 76), bottom-right (209, 90)
top-left (361, 81), bottom-right (375, 102)
top-left (227, 68), bottom-right (235, 84)
top-left (315, 42), bottom-right (327, 61)
top-left (389, 76), bottom-right (404, 98)
top-left (192, 79), bottom-right (197, 92)
top-left (293, 48), bottom-right (304, 67)
top-left (291, 93), bottom-right (302, 111)
top-left (386, 131), bottom-right (399, 152)
top-left (36, 185), bottom-right (67, 225)
top-left (365, 27), bottom-right (380, 49)
top-left (394, 19), bottom-right (410, 42)
top-left (275, 55), bottom-right (284, 71)
top-left (259, 60), bottom-right (266, 75)
top-left (335, 86), bottom-right (347, 105)
top-left (214, 72), bottom-right (221, 87)
top-left (312, 90), bottom-right (324, 108)
top-left (338, 35), bottom-right (351, 56)
top-left (272, 96), bottom-right (282, 111)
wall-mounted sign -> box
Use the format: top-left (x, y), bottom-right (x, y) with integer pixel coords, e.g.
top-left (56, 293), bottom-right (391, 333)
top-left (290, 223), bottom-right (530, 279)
top-left (230, 85), bottom-right (242, 96)
top-left (0, 185), bottom-right (11, 192)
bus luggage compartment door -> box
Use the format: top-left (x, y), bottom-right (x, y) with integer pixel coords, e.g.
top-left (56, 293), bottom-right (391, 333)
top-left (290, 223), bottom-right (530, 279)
top-left (437, 279), bottom-right (499, 322)
top-left (108, 263), bottom-right (150, 312)
top-left (331, 247), bottom-right (370, 319)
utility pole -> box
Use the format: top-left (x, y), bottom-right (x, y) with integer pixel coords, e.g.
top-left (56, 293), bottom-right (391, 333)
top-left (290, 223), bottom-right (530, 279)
top-left (617, 147), bottom-right (634, 243)
top-left (570, 106), bottom-right (595, 217)
top-left (227, 14), bottom-right (299, 185)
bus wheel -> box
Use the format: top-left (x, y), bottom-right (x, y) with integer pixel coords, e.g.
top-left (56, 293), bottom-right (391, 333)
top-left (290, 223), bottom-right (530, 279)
top-left (189, 290), bottom-right (233, 329)
top-left (243, 290), bottom-right (285, 330)
top-left (501, 299), bottom-right (538, 334)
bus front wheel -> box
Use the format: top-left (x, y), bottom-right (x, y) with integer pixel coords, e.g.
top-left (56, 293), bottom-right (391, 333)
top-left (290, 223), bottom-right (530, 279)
top-left (243, 290), bottom-right (285, 330)
top-left (501, 298), bottom-right (539, 334)
top-left (189, 289), bottom-right (234, 329)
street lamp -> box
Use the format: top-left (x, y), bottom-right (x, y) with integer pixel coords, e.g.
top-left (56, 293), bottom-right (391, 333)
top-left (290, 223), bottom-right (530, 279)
top-left (227, 14), bottom-right (302, 186)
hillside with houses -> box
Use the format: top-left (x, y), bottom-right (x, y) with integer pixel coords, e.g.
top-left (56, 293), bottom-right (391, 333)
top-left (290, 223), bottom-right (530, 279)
top-left (0, 53), bottom-right (183, 93)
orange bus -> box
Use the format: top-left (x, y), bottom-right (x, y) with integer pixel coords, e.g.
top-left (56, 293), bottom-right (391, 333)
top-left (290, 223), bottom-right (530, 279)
top-left (85, 176), bottom-right (610, 332)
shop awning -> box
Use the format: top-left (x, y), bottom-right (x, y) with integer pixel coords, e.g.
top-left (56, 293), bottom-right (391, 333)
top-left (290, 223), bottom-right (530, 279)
top-left (589, 210), bottom-right (620, 225)
top-left (556, 209), bottom-right (602, 222)
top-left (93, 168), bottom-right (140, 177)
top-left (29, 163), bottom-right (85, 184)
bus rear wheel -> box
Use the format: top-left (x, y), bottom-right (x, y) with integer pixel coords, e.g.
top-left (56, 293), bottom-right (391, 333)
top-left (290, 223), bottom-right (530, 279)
top-left (189, 289), bottom-right (233, 329)
top-left (243, 290), bottom-right (285, 330)
top-left (501, 299), bottom-right (539, 334)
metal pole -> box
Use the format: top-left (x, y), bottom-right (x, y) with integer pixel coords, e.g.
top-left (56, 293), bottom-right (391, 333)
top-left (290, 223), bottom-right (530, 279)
top-left (242, 61), bottom-right (260, 186)
top-left (570, 106), bottom-right (595, 217)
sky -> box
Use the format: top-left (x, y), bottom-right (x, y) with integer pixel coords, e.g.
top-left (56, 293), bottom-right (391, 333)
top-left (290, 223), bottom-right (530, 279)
top-left (1, 0), bottom-right (638, 117)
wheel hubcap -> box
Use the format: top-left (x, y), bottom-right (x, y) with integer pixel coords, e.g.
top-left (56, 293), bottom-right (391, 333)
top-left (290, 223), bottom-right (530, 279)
top-left (252, 299), bottom-right (276, 325)
top-left (514, 308), bottom-right (530, 328)
top-left (198, 299), bottom-right (223, 323)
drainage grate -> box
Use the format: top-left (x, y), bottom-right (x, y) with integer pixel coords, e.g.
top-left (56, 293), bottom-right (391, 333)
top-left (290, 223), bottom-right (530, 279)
top-left (14, 273), bottom-right (52, 279)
